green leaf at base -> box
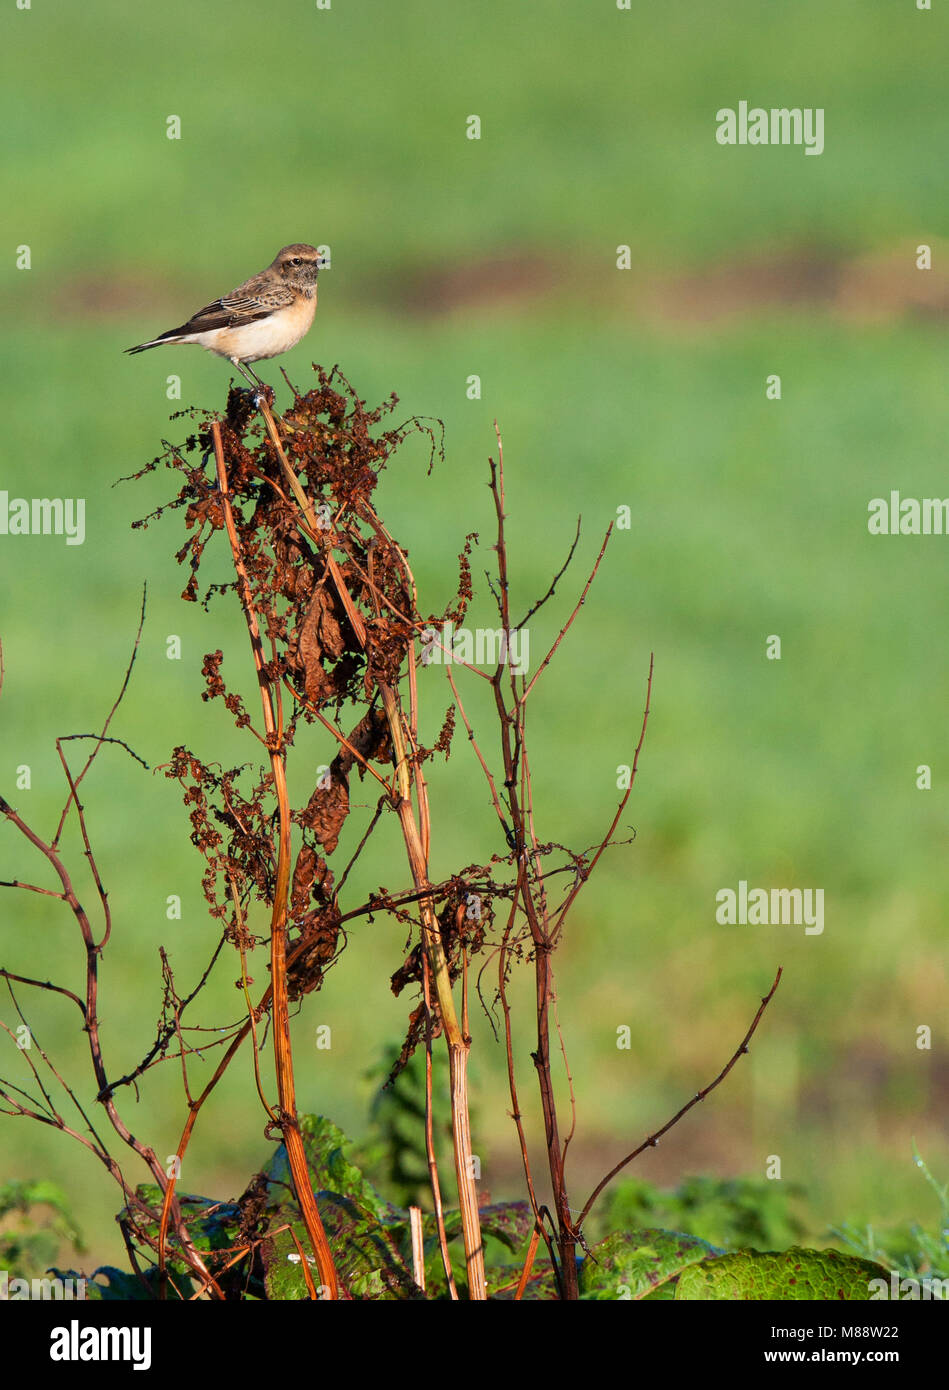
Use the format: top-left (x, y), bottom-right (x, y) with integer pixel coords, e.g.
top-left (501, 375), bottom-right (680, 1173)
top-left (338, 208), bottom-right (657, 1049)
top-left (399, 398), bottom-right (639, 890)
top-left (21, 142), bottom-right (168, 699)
top-left (675, 1246), bottom-right (889, 1300)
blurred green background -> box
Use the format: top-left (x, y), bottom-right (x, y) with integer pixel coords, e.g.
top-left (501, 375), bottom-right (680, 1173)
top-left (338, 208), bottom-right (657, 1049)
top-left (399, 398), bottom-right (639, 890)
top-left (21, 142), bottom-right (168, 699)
top-left (1, 0), bottom-right (947, 1272)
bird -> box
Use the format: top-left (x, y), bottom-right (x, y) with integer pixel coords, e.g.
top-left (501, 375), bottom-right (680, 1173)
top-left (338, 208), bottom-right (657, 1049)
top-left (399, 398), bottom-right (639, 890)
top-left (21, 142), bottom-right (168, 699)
top-left (125, 243), bottom-right (322, 389)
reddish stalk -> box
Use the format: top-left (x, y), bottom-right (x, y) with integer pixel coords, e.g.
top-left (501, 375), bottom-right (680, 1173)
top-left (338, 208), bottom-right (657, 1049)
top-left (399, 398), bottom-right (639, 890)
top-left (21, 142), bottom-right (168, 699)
top-left (254, 396), bottom-right (486, 1299)
top-left (211, 420), bottom-right (337, 1300)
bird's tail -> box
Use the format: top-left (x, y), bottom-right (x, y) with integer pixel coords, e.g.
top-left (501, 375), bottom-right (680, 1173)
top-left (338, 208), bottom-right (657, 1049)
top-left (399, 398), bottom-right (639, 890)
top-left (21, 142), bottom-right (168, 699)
top-left (125, 330), bottom-right (185, 355)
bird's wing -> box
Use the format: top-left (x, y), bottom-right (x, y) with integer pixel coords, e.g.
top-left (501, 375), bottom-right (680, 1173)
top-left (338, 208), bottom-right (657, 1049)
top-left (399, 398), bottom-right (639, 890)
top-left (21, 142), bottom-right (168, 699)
top-left (171, 282), bottom-right (296, 336)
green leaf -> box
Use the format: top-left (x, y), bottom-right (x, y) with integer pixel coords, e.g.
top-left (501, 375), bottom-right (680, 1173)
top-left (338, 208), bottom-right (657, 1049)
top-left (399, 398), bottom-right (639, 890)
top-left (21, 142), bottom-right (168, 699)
top-left (580, 1228), bottom-right (724, 1300)
top-left (487, 1259), bottom-right (561, 1300)
top-left (257, 1116), bottom-right (423, 1299)
top-left (125, 1185), bottom-right (243, 1256)
top-left (675, 1246), bottom-right (890, 1300)
top-left (442, 1200), bottom-right (534, 1252)
top-left (262, 1115), bottom-right (397, 1224)
top-left (260, 1202), bottom-right (422, 1301)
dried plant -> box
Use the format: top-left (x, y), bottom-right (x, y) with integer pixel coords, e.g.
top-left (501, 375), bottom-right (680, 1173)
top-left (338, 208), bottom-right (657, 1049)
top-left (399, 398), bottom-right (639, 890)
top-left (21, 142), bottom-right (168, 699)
top-left (0, 369), bottom-right (784, 1301)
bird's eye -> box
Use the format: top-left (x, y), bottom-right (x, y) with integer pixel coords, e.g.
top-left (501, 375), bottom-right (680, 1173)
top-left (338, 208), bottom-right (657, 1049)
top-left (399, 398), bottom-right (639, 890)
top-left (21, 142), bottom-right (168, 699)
top-left (290, 257), bottom-right (301, 266)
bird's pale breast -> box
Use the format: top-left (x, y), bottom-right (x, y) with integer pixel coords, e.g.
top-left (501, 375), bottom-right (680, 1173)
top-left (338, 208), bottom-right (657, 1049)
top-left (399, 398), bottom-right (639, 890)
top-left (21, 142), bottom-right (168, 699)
top-left (200, 292), bottom-right (318, 363)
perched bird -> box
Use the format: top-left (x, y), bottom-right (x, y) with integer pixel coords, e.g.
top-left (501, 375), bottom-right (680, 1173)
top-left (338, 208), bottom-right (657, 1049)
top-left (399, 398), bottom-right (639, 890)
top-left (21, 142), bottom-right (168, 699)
top-left (125, 243), bottom-right (322, 388)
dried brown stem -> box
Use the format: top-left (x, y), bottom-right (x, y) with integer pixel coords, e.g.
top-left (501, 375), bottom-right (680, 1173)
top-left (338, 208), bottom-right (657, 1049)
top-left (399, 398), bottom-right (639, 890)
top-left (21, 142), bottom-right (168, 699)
top-left (422, 954), bottom-right (459, 1300)
top-left (210, 420), bottom-right (338, 1300)
top-left (0, 793), bottom-right (222, 1296)
top-left (255, 398), bottom-right (486, 1299)
top-left (484, 434), bottom-right (578, 1298)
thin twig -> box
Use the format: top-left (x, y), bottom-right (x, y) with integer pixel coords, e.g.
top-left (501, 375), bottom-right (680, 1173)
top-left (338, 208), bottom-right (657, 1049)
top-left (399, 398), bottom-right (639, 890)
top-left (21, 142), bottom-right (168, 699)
top-left (51, 587), bottom-right (147, 848)
top-left (519, 526), bottom-right (614, 705)
top-left (576, 967), bottom-right (784, 1229)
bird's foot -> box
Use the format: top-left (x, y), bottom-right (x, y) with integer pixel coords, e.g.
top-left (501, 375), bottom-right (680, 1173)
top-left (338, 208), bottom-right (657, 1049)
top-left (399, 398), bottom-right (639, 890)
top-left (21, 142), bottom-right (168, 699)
top-left (250, 383), bottom-right (275, 409)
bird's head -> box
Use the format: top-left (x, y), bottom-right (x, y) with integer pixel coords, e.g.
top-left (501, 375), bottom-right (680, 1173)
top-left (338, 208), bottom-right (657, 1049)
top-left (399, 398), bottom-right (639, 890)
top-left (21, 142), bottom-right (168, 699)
top-left (273, 244), bottom-right (323, 289)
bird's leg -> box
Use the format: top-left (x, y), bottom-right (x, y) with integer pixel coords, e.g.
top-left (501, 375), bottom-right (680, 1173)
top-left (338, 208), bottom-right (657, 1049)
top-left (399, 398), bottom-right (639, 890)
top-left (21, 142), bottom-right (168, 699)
top-left (231, 358), bottom-right (263, 389)
top-left (232, 358), bottom-right (274, 406)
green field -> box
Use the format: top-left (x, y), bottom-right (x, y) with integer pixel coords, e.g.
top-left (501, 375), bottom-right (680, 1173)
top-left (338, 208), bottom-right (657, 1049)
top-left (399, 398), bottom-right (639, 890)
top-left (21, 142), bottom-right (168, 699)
top-left (1, 0), bottom-right (947, 1272)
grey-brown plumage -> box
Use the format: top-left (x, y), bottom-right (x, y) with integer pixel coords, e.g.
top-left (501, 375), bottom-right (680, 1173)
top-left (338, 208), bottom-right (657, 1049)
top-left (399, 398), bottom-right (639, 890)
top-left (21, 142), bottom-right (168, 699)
top-left (126, 244), bottom-right (322, 387)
